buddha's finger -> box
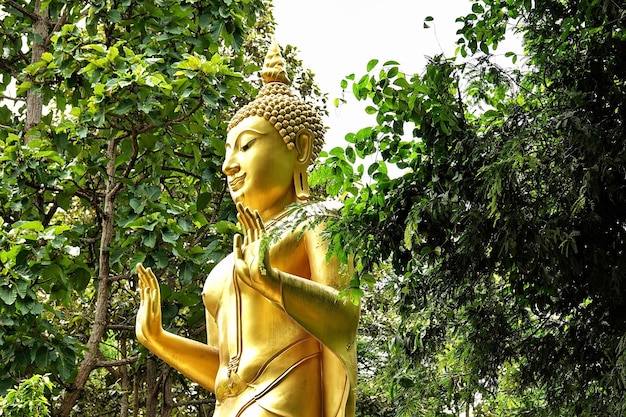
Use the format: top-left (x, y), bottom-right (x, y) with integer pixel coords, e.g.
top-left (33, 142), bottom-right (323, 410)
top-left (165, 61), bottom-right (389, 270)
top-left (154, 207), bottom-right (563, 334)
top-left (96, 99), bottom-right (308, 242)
top-left (237, 213), bottom-right (249, 247)
top-left (143, 267), bottom-right (158, 290)
top-left (239, 206), bottom-right (256, 243)
top-left (237, 202), bottom-right (252, 227)
top-left (244, 207), bottom-right (261, 241)
top-left (235, 203), bottom-right (249, 243)
top-left (233, 234), bottom-right (244, 261)
top-left (254, 210), bottom-right (265, 233)
top-left (150, 286), bottom-right (160, 316)
top-left (137, 264), bottom-right (148, 289)
top-left (141, 287), bottom-right (151, 314)
top-left (243, 206), bottom-right (256, 233)
top-left (234, 257), bottom-right (251, 286)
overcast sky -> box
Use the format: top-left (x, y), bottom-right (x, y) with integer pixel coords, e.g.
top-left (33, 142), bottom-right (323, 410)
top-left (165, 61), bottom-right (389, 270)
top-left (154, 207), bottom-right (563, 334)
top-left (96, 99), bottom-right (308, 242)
top-left (271, 0), bottom-right (475, 145)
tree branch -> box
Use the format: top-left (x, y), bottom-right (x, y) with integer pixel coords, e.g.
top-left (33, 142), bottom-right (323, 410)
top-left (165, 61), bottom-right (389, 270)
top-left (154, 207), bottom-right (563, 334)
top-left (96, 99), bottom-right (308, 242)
top-left (0, 94), bottom-right (25, 102)
top-left (160, 166), bottom-right (203, 180)
top-left (131, 99), bottom-right (204, 138)
top-left (107, 324), bottom-right (135, 331)
top-left (110, 273), bottom-right (132, 282)
top-left (0, 60), bottom-right (21, 79)
top-left (44, 4), bottom-right (68, 49)
top-left (5, 0), bottom-right (39, 21)
top-left (42, 200), bottom-right (59, 227)
top-left (96, 355), bottom-right (139, 368)
top-left (57, 136), bottom-right (118, 416)
top-left (0, 124), bottom-right (20, 133)
top-left (174, 399), bottom-right (215, 407)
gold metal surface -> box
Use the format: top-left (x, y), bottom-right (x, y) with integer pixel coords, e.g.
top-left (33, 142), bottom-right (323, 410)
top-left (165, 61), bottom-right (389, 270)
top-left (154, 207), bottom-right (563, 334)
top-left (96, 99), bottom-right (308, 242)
top-left (136, 40), bottom-right (359, 416)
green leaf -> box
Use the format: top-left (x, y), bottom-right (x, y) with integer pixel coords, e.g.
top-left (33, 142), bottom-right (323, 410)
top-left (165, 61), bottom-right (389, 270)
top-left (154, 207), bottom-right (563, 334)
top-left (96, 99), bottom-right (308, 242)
top-left (215, 220), bottom-right (236, 234)
top-left (161, 229), bottom-right (179, 244)
top-left (197, 192), bottom-right (211, 211)
top-left (471, 2), bottom-right (484, 13)
top-left (130, 251), bottom-right (146, 267)
top-left (365, 106), bottom-right (377, 115)
top-left (398, 376), bottom-right (415, 388)
top-left (366, 59), bottom-right (379, 72)
top-left (129, 198), bottom-right (145, 214)
top-left (72, 268), bottom-right (91, 291)
top-left (14, 279), bottom-right (29, 298)
top-left (55, 346), bottom-right (76, 382)
top-left (34, 347), bottom-right (49, 369)
top-left (14, 220), bottom-right (44, 232)
top-left (153, 250), bottom-right (169, 268)
top-left (143, 232), bottom-right (157, 248)
top-left (41, 52), bottom-right (53, 62)
top-left (179, 261), bottom-right (194, 284)
top-left (0, 285), bottom-right (17, 305)
top-left (345, 146), bottom-right (356, 163)
top-left (329, 146), bottom-right (344, 158)
top-left (42, 264), bottom-right (64, 283)
top-left (115, 100), bottom-right (134, 115)
top-left (177, 218), bottom-right (193, 232)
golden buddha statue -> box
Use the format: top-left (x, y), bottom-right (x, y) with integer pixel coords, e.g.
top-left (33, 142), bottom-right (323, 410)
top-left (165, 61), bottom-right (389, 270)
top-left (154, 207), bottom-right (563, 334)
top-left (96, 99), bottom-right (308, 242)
top-left (136, 41), bottom-right (359, 417)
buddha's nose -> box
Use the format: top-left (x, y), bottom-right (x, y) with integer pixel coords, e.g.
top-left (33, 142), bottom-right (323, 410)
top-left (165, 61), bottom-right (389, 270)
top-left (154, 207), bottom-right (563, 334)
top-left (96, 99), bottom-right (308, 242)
top-left (222, 155), bottom-right (240, 176)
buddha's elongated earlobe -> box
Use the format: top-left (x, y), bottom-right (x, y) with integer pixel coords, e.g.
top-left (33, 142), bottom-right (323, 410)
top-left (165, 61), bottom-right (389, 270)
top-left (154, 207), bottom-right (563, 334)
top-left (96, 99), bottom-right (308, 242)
top-left (293, 129), bottom-right (313, 200)
top-left (294, 168), bottom-right (310, 200)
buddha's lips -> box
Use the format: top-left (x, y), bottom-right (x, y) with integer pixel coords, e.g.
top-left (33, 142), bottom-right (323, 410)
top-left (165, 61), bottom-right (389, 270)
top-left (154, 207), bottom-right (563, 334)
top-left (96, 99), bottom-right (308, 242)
top-left (229, 174), bottom-right (246, 191)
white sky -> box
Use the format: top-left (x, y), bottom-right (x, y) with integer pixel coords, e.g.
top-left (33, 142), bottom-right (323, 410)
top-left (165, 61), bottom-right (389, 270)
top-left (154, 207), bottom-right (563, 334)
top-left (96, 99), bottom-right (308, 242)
top-left (272, 0), bottom-right (475, 147)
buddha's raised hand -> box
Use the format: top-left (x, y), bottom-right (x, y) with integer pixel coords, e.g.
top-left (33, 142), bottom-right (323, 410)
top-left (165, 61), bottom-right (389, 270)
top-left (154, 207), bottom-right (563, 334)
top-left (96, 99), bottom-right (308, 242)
top-left (233, 205), bottom-right (282, 305)
top-left (136, 263), bottom-right (164, 348)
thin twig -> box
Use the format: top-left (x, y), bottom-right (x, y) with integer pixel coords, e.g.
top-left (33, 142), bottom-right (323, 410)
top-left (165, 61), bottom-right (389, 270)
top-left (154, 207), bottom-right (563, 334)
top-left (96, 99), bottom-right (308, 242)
top-left (97, 355), bottom-right (139, 368)
top-left (5, 0), bottom-right (39, 21)
top-left (0, 94), bottom-right (25, 102)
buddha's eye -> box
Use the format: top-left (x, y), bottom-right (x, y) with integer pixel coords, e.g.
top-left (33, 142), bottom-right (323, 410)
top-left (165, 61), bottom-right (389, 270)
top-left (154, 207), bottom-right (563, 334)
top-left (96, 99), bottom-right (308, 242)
top-left (241, 139), bottom-right (256, 151)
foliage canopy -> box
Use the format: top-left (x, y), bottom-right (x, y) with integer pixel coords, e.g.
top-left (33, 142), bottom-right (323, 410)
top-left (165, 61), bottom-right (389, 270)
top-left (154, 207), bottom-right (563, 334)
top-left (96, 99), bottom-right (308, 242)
top-left (2, 0), bottom-right (626, 415)
top-left (0, 0), bottom-right (320, 415)
top-left (317, 0), bottom-right (626, 415)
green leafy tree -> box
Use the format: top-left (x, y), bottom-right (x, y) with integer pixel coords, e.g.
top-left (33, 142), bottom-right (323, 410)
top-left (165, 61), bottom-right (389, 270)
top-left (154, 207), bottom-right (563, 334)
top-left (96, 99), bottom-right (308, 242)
top-left (0, 1), bottom-right (325, 413)
top-left (0, 374), bottom-right (54, 417)
top-left (0, 0), bottom-right (328, 415)
top-left (318, 0), bottom-right (626, 415)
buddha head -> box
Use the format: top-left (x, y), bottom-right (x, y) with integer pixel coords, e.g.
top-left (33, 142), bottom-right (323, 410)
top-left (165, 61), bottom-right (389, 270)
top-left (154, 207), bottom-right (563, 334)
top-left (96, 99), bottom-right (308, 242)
top-left (223, 40), bottom-right (325, 213)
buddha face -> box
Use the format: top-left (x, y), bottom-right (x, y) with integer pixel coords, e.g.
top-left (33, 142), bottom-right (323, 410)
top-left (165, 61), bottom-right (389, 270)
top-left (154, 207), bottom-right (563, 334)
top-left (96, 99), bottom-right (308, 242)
top-left (223, 116), bottom-right (299, 219)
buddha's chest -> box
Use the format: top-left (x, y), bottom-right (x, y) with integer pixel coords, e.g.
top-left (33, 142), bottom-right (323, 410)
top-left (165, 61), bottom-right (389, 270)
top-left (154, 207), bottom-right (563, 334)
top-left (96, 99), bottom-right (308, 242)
top-left (202, 249), bottom-right (314, 388)
top-left (201, 231), bottom-right (311, 354)
top-left (202, 230), bottom-right (309, 316)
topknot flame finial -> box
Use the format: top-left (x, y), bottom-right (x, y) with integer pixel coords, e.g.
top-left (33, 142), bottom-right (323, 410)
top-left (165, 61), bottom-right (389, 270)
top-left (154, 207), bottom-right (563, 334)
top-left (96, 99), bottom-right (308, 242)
top-left (261, 39), bottom-right (290, 85)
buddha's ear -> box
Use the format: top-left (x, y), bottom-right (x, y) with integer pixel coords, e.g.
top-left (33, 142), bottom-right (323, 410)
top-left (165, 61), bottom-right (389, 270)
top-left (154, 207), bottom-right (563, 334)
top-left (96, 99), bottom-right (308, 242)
top-left (293, 129), bottom-right (313, 200)
top-left (294, 129), bottom-right (313, 166)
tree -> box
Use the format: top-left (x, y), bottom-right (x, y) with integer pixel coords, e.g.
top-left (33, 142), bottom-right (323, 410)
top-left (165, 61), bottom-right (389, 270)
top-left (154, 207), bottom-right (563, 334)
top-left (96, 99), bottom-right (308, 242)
top-left (317, 0), bottom-right (626, 415)
top-left (0, 0), bottom-right (332, 415)
top-left (0, 374), bottom-right (54, 417)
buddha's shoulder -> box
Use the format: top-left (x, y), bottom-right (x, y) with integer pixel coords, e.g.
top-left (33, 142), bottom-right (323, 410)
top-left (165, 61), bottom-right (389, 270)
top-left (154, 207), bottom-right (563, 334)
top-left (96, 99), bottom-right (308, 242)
top-left (299, 200), bottom-right (342, 216)
top-left (277, 200), bottom-right (342, 231)
top-left (206, 252), bottom-right (235, 281)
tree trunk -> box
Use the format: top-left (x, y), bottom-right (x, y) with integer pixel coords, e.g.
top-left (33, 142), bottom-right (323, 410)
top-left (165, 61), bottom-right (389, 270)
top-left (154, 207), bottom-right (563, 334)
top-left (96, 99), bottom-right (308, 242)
top-left (133, 370), bottom-right (139, 417)
top-left (120, 336), bottom-right (129, 417)
top-left (146, 358), bottom-right (158, 417)
top-left (160, 370), bottom-right (173, 417)
top-left (56, 136), bottom-right (119, 416)
top-left (25, 0), bottom-right (48, 143)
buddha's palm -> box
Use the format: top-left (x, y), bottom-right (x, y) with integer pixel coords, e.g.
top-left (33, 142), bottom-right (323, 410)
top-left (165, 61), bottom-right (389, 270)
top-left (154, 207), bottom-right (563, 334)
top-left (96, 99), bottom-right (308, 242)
top-left (233, 204), bottom-right (281, 304)
top-left (136, 263), bottom-right (164, 347)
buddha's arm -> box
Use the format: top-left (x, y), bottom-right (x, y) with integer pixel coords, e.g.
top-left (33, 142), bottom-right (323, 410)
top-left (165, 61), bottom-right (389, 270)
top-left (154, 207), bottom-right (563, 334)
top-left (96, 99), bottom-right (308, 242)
top-left (234, 225), bottom-right (359, 355)
top-left (136, 264), bottom-right (219, 392)
top-left (277, 227), bottom-right (359, 353)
